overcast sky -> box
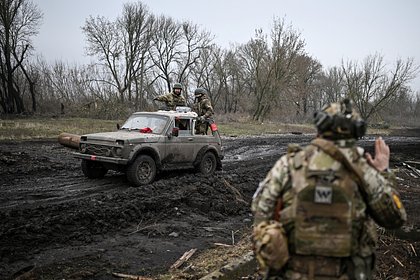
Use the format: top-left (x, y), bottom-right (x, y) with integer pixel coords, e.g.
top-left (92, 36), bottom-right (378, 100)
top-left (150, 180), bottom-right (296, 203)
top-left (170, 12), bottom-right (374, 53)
top-left (32, 0), bottom-right (420, 91)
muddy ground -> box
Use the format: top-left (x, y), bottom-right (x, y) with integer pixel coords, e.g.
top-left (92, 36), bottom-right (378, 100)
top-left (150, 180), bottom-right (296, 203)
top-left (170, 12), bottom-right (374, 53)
top-left (0, 132), bottom-right (419, 280)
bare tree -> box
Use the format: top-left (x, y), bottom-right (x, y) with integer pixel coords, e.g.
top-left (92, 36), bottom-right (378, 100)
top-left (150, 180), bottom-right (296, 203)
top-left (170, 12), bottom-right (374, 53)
top-left (290, 54), bottom-right (322, 117)
top-left (148, 15), bottom-right (182, 93)
top-left (82, 2), bottom-right (153, 107)
top-left (83, 15), bottom-right (125, 101)
top-left (342, 53), bottom-right (419, 121)
top-left (176, 21), bottom-right (213, 85)
top-left (189, 44), bottom-right (217, 105)
top-left (217, 48), bottom-right (245, 113)
top-left (190, 45), bottom-right (244, 112)
top-left (119, 2), bottom-right (154, 110)
top-left (0, 0), bottom-right (42, 114)
top-left (149, 16), bottom-right (213, 99)
top-left (318, 66), bottom-right (346, 106)
top-left (269, 18), bottom-right (306, 120)
top-left (32, 58), bottom-right (96, 114)
top-left (239, 29), bottom-right (272, 121)
top-left (239, 18), bottom-right (307, 121)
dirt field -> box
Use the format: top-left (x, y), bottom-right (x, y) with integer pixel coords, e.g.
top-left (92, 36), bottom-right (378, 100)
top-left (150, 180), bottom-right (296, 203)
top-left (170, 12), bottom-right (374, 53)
top-left (0, 132), bottom-right (419, 280)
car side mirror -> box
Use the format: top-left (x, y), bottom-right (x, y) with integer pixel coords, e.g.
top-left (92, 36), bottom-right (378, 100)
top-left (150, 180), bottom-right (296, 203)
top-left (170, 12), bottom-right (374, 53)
top-left (116, 123), bottom-right (120, 130)
top-left (172, 127), bottom-right (179, 137)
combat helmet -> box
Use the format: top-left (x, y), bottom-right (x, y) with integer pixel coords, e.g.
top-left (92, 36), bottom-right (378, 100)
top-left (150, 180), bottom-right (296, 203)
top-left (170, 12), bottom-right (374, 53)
top-left (173, 83), bottom-right (183, 90)
top-left (172, 83), bottom-right (183, 96)
top-left (194, 88), bottom-right (207, 96)
top-left (314, 98), bottom-right (366, 140)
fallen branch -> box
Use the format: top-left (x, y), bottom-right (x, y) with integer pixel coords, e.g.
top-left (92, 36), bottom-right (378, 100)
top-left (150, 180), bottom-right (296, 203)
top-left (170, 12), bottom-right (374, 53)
top-left (214, 242), bottom-right (233, 247)
top-left (232, 229), bottom-right (240, 245)
top-left (405, 160), bottom-right (420, 167)
top-left (170, 248), bottom-right (197, 269)
top-left (128, 223), bottom-right (159, 235)
top-left (223, 179), bottom-right (248, 205)
top-left (409, 243), bottom-right (417, 256)
top-left (402, 162), bottom-right (420, 177)
top-left (379, 238), bottom-right (388, 246)
top-left (202, 226), bottom-right (226, 232)
top-left (112, 272), bottom-right (154, 280)
top-left (392, 255), bottom-right (405, 267)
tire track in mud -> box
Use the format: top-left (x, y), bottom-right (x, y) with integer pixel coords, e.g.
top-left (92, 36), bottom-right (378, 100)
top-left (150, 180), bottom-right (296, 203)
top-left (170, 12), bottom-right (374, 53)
top-left (0, 173), bottom-right (129, 210)
top-left (0, 135), bottom-right (419, 279)
top-left (0, 138), bottom-right (270, 278)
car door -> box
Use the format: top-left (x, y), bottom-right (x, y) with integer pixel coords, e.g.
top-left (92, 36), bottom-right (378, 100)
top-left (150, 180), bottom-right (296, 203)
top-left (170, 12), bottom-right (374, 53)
top-left (163, 118), bottom-right (196, 166)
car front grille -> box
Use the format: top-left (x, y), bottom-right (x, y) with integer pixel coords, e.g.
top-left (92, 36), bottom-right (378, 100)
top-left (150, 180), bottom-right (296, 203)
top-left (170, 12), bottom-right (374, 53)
top-left (84, 144), bottom-right (113, 157)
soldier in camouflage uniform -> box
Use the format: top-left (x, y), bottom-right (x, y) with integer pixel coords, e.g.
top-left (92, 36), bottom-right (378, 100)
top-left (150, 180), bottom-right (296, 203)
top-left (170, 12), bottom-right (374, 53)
top-left (252, 99), bottom-right (407, 280)
top-left (193, 88), bottom-right (214, 135)
top-left (154, 83), bottom-right (186, 110)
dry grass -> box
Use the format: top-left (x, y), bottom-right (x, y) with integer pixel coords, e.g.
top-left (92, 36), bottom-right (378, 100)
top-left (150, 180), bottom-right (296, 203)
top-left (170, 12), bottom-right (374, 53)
top-left (0, 117), bottom-right (391, 140)
top-left (0, 118), bottom-right (121, 140)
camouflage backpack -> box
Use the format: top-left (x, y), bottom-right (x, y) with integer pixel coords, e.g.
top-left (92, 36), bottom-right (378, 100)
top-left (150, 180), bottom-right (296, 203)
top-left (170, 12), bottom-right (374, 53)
top-left (280, 143), bottom-right (367, 257)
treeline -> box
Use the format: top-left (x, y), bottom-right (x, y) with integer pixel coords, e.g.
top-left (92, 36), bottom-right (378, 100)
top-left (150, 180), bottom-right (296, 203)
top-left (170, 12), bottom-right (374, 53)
top-left (1, 0), bottom-right (419, 124)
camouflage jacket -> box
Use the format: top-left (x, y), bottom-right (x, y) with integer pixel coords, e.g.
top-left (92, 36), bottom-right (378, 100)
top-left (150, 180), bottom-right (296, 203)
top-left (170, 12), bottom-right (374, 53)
top-left (193, 95), bottom-right (214, 119)
top-left (155, 92), bottom-right (186, 110)
top-left (252, 138), bottom-right (406, 259)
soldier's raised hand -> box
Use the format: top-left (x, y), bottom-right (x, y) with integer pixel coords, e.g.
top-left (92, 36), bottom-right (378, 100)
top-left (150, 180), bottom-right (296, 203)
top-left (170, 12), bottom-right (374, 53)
top-left (365, 137), bottom-right (390, 172)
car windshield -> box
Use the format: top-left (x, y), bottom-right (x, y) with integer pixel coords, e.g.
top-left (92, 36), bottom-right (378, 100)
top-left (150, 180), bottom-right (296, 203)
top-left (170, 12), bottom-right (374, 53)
top-left (121, 114), bottom-right (168, 134)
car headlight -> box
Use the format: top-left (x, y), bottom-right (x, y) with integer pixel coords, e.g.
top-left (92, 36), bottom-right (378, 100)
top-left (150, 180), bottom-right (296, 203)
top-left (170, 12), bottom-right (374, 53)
top-left (114, 147), bottom-right (123, 156)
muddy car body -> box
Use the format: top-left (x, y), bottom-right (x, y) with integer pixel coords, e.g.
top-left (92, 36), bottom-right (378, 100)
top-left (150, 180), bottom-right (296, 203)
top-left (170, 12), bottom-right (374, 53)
top-left (74, 108), bottom-right (223, 186)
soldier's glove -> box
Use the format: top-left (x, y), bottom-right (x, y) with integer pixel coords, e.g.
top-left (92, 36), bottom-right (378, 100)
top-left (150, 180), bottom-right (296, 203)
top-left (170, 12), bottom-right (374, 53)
top-left (253, 221), bottom-right (289, 271)
top-left (153, 97), bottom-right (158, 101)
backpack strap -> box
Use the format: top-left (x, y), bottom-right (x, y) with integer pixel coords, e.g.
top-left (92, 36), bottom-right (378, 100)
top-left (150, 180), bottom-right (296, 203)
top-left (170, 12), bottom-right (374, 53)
top-left (311, 138), bottom-right (368, 201)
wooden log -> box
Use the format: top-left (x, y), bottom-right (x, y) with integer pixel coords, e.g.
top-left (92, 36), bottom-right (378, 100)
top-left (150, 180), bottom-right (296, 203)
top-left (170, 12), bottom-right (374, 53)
top-left (170, 248), bottom-right (197, 269)
top-left (58, 132), bottom-right (81, 149)
top-left (214, 242), bottom-right (233, 247)
top-left (199, 251), bottom-right (257, 280)
top-left (112, 272), bottom-right (154, 280)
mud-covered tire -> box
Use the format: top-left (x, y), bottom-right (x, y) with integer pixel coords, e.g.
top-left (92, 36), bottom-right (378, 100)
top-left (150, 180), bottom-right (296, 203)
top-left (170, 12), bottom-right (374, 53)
top-left (81, 159), bottom-right (108, 179)
top-left (126, 155), bottom-right (156, 186)
top-left (198, 152), bottom-right (217, 175)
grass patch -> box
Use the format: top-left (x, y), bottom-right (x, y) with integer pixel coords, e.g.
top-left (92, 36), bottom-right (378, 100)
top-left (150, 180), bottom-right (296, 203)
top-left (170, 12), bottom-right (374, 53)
top-left (0, 117), bottom-right (392, 140)
top-left (0, 117), bottom-right (121, 140)
top-left (366, 127), bottom-right (391, 136)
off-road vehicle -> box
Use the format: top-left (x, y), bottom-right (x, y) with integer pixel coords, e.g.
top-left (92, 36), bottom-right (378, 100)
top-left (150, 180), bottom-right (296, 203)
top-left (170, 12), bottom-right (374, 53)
top-left (74, 107), bottom-right (223, 186)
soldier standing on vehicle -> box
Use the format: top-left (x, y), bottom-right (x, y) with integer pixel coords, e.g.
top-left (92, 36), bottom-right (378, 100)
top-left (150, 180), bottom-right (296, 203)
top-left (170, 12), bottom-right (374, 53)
top-left (252, 98), bottom-right (407, 280)
top-left (193, 88), bottom-right (214, 135)
top-left (154, 83), bottom-right (186, 110)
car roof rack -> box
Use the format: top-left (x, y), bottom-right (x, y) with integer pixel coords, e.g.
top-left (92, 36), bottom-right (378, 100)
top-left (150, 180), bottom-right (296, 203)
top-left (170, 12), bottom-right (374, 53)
top-left (175, 106), bottom-right (192, 113)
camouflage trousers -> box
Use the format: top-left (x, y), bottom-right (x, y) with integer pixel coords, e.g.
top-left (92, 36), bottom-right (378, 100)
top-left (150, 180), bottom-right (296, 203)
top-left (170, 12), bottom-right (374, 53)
top-left (263, 255), bottom-right (374, 280)
top-left (195, 122), bottom-right (208, 135)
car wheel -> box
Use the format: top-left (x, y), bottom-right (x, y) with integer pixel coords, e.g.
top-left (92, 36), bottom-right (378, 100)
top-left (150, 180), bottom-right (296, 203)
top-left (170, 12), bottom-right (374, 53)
top-left (127, 155), bottom-right (156, 186)
top-left (81, 159), bottom-right (108, 178)
top-left (199, 152), bottom-right (217, 175)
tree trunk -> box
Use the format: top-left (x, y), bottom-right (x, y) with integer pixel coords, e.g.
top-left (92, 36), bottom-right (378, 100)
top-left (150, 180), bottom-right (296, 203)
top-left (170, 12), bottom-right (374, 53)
top-left (30, 81), bottom-right (36, 112)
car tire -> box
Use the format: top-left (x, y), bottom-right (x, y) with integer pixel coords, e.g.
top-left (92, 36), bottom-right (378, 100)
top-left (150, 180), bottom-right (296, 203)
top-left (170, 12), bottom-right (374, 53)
top-left (81, 159), bottom-right (108, 178)
top-left (198, 152), bottom-right (217, 175)
top-left (127, 155), bottom-right (156, 186)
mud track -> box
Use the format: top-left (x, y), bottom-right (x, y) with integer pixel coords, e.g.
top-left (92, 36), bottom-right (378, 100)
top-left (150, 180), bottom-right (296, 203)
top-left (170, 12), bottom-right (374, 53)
top-left (0, 134), bottom-right (419, 279)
